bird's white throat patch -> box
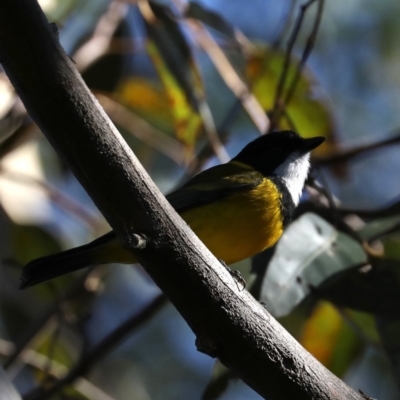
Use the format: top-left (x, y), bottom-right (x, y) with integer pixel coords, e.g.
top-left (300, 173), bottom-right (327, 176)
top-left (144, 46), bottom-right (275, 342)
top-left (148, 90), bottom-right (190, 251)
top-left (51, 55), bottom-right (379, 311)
top-left (273, 152), bottom-right (310, 206)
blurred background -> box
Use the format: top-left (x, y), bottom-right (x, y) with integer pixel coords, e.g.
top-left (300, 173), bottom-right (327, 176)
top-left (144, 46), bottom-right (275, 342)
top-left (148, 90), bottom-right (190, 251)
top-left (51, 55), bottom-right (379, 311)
top-left (1, 0), bottom-right (400, 399)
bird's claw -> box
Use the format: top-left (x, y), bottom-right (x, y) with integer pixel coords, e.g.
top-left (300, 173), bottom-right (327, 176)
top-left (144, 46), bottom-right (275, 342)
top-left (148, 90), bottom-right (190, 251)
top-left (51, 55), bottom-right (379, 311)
top-left (218, 259), bottom-right (246, 291)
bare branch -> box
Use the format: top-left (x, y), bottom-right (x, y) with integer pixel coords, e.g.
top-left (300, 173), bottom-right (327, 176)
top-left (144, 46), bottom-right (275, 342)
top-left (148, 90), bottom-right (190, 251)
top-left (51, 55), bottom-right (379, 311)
top-left (97, 93), bottom-right (190, 166)
top-left (182, 17), bottom-right (270, 134)
top-left (73, 1), bottom-right (129, 72)
top-left (317, 131), bottom-right (400, 166)
top-left (270, 0), bottom-right (324, 130)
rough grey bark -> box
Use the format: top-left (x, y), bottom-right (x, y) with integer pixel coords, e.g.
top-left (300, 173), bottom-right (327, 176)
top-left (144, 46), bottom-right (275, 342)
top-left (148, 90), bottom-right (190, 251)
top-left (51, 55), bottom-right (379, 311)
top-left (0, 1), bottom-right (365, 399)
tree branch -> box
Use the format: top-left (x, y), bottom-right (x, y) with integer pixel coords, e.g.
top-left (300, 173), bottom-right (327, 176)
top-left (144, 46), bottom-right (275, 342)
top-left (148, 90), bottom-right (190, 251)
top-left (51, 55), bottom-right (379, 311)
top-left (316, 130), bottom-right (400, 166)
top-left (0, 1), bottom-right (364, 399)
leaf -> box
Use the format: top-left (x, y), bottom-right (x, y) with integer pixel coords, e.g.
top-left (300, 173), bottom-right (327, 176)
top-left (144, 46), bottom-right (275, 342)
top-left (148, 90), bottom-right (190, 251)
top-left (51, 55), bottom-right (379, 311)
top-left (260, 213), bottom-right (367, 317)
top-left (185, 2), bottom-right (236, 40)
top-left (299, 302), bottom-right (361, 376)
top-left (383, 237), bottom-right (400, 261)
top-left (345, 310), bottom-right (380, 346)
top-left (318, 259), bottom-right (400, 315)
top-left (141, 3), bottom-right (203, 149)
top-left (358, 215), bottom-right (400, 242)
top-left (300, 302), bottom-right (343, 366)
top-left (376, 314), bottom-right (400, 386)
top-left (328, 321), bottom-right (362, 377)
top-left (245, 46), bottom-right (337, 158)
top-left (62, 386), bottom-right (90, 400)
top-left (202, 360), bottom-right (234, 400)
top-left (35, 330), bottom-right (75, 372)
top-left (145, 41), bottom-right (202, 148)
top-left (117, 78), bottom-right (174, 133)
top-left (0, 365), bottom-right (21, 400)
top-left (10, 224), bottom-right (61, 266)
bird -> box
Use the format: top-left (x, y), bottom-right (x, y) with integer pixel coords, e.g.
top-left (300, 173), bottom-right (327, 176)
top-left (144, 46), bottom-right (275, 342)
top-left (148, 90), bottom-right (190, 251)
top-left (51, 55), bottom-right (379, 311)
top-left (20, 130), bottom-right (324, 289)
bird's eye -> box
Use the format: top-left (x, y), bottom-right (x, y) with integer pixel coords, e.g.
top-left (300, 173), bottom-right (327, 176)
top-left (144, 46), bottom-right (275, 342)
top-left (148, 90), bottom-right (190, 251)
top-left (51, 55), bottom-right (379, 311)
top-left (287, 131), bottom-right (295, 139)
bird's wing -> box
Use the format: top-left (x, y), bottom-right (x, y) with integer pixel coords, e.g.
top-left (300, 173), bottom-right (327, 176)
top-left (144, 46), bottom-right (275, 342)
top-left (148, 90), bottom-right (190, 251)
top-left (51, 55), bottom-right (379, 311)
top-left (166, 162), bottom-right (264, 212)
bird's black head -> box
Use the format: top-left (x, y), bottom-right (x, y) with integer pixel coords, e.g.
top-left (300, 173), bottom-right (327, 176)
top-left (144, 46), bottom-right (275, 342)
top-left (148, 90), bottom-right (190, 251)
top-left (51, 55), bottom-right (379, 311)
top-left (232, 130), bottom-right (324, 176)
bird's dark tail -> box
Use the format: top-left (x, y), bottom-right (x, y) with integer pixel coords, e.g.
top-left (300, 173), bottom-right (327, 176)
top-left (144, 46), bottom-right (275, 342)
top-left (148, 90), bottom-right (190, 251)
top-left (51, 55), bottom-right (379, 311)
top-left (20, 245), bottom-right (96, 289)
top-left (20, 231), bottom-right (132, 289)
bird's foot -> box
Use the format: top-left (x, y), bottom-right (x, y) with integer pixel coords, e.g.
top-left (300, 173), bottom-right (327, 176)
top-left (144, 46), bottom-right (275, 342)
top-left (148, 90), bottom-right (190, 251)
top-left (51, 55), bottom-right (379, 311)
top-left (218, 259), bottom-right (246, 291)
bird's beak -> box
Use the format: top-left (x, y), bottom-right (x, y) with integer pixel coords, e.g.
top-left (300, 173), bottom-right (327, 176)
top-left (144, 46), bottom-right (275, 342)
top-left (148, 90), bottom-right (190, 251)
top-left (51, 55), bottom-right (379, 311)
top-left (300, 136), bottom-right (325, 154)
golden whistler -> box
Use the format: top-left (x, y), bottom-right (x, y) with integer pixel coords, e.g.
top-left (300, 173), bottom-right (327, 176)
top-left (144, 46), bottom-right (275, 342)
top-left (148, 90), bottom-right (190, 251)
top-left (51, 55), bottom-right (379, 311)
top-left (20, 131), bottom-right (324, 289)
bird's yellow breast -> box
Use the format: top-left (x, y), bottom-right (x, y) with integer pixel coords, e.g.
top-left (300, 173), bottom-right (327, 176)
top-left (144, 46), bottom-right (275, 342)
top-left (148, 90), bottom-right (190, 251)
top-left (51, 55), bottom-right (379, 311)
top-left (180, 178), bottom-right (284, 264)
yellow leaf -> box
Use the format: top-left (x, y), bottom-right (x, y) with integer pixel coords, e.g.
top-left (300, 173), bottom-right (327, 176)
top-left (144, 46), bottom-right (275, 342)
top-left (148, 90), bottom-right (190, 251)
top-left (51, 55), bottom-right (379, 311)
top-left (117, 78), bottom-right (172, 133)
top-left (146, 41), bottom-right (202, 149)
top-left (246, 45), bottom-right (337, 158)
top-left (300, 301), bottom-right (343, 366)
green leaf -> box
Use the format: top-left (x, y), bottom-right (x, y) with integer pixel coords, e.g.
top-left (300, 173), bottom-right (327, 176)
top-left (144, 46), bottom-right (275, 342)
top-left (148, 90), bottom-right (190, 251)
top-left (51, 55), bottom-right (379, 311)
top-left (245, 46), bottom-right (337, 159)
top-left (11, 224), bottom-right (61, 266)
top-left (117, 78), bottom-right (176, 134)
top-left (145, 41), bottom-right (202, 149)
top-left (376, 314), bottom-right (400, 386)
top-left (35, 330), bottom-right (75, 372)
top-left (142, 2), bottom-right (203, 149)
top-left (260, 213), bottom-right (367, 317)
top-left (358, 215), bottom-right (400, 242)
top-left (329, 320), bottom-right (362, 377)
top-left (383, 237), bottom-right (400, 261)
top-left (202, 360), bottom-right (234, 400)
top-left (62, 386), bottom-right (90, 400)
top-left (346, 310), bottom-right (380, 344)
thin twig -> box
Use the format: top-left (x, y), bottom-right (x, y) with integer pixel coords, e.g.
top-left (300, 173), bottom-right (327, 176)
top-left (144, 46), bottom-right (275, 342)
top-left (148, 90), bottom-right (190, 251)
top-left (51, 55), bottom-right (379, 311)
top-left (197, 99), bottom-right (230, 163)
top-left (138, 0), bottom-right (230, 163)
top-left (24, 294), bottom-right (168, 400)
top-left (177, 99), bottom-right (241, 183)
top-left (309, 168), bottom-right (338, 221)
top-left (0, 339), bottom-right (116, 400)
top-left (273, 0), bottom-right (297, 49)
top-left (295, 200), bottom-right (366, 245)
top-left (73, 1), bottom-right (129, 72)
top-left (41, 316), bottom-right (62, 384)
top-left (270, 0), bottom-right (323, 130)
top-left (283, 0), bottom-right (324, 107)
top-left (183, 19), bottom-right (270, 134)
top-left (5, 270), bottom-right (95, 371)
top-left (97, 93), bottom-right (191, 165)
top-left (316, 131), bottom-right (400, 166)
top-left (0, 167), bottom-right (102, 231)
top-left (337, 199), bottom-right (400, 219)
top-left (270, 1), bottom-right (309, 128)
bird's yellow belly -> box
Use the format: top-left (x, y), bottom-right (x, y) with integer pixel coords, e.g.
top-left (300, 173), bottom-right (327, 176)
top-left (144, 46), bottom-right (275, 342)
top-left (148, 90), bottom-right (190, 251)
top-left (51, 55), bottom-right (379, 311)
top-left (180, 179), bottom-right (283, 264)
